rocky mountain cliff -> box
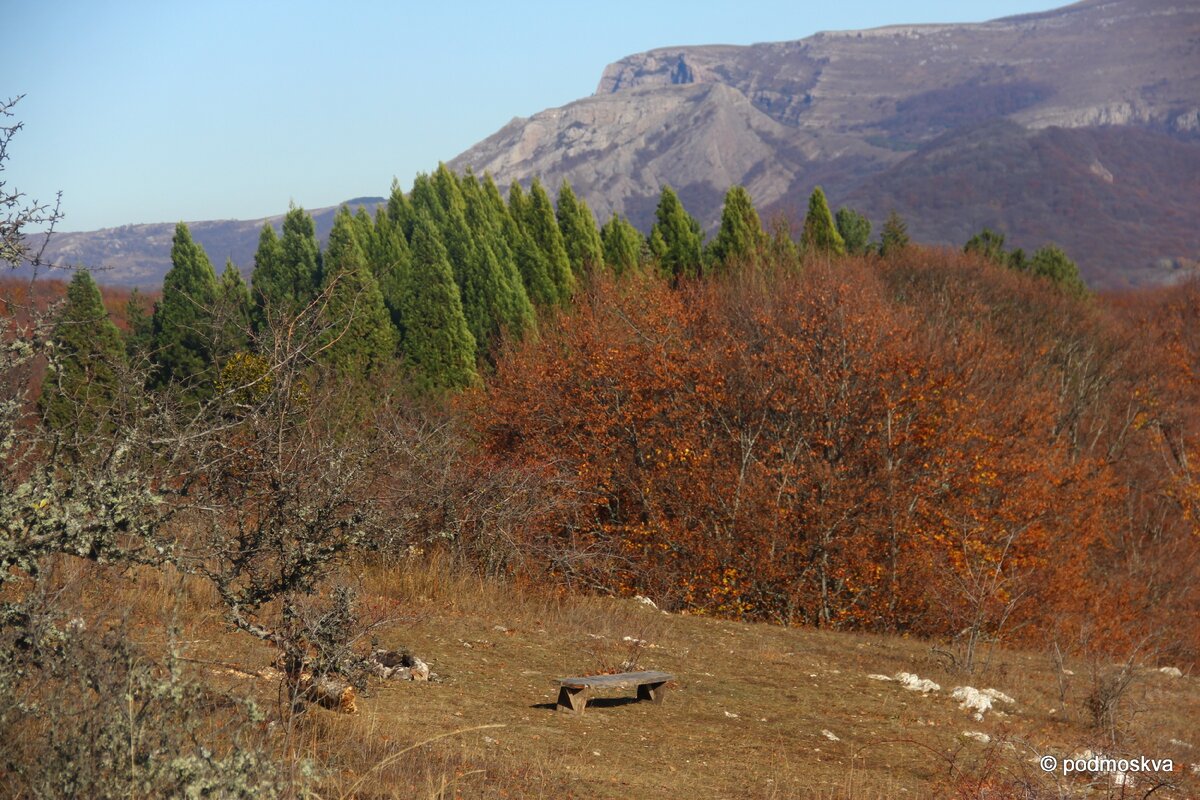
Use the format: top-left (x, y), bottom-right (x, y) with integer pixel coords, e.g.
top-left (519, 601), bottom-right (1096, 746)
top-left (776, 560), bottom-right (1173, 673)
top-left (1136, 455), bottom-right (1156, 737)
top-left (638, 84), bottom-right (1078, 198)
top-left (450, 0), bottom-right (1200, 287)
top-left (34, 0), bottom-right (1200, 288)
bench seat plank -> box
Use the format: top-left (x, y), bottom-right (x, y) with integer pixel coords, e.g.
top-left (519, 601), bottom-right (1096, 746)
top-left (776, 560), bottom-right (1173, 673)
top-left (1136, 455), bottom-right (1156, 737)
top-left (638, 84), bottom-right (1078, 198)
top-left (554, 670), bottom-right (674, 714)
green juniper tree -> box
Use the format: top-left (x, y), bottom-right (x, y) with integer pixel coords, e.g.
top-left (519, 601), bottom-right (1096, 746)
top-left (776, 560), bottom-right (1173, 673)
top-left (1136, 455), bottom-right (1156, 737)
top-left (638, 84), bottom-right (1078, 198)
top-left (215, 259), bottom-right (252, 359)
top-left (706, 185), bottom-right (766, 269)
top-left (151, 222), bottom-right (220, 395)
top-left (600, 214), bottom-right (643, 276)
top-left (316, 208), bottom-right (396, 376)
top-left (39, 270), bottom-right (127, 435)
top-left (123, 287), bottom-right (154, 363)
top-left (1027, 244), bottom-right (1087, 295)
top-left (490, 176), bottom-right (556, 308)
top-left (521, 179), bottom-right (574, 304)
top-left (250, 206), bottom-right (320, 325)
top-left (768, 216), bottom-right (800, 265)
top-left (834, 207), bottom-right (872, 255)
top-left (386, 177), bottom-right (414, 241)
top-left (460, 171), bottom-right (536, 345)
top-left (964, 228), bottom-right (1008, 263)
top-left (399, 212), bottom-right (478, 391)
top-left (878, 211), bottom-right (910, 258)
top-left (802, 186), bottom-right (846, 256)
top-left (555, 180), bottom-right (604, 277)
top-left (650, 185), bottom-right (704, 280)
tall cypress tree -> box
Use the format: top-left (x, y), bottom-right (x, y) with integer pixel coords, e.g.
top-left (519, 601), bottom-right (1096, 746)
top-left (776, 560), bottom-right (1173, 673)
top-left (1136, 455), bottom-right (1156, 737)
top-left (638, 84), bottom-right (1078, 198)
top-left (317, 207), bottom-right (397, 375)
top-left (123, 287), bottom-right (154, 363)
top-left (399, 212), bottom-right (478, 392)
top-left (216, 259), bottom-right (252, 359)
top-left (40, 270), bottom-right (127, 434)
top-left (650, 185), bottom-right (704, 280)
top-left (555, 180), bottom-right (604, 277)
top-left (250, 206), bottom-right (320, 324)
top-left (802, 187), bottom-right (846, 256)
top-left (706, 185), bottom-right (766, 269)
top-left (249, 223), bottom-right (282, 331)
top-left (489, 175), bottom-right (555, 308)
top-left (600, 214), bottom-right (643, 276)
top-left (834, 207), bottom-right (872, 255)
top-left (878, 211), bottom-right (910, 258)
top-left (520, 179), bottom-right (574, 304)
top-left (460, 171), bottom-right (536, 346)
top-left (152, 222), bottom-right (220, 394)
top-left (361, 208), bottom-right (410, 344)
top-left (386, 177), bottom-right (414, 241)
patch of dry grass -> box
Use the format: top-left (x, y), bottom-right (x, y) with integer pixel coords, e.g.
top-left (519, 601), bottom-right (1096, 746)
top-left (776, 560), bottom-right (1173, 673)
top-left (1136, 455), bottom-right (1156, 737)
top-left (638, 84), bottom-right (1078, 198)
top-left (49, 552), bottom-right (1200, 799)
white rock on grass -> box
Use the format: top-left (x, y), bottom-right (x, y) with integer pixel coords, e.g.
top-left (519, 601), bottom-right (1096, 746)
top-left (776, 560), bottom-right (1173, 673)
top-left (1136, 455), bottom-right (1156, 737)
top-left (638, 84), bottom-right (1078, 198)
top-left (867, 674), bottom-right (893, 681)
top-left (895, 672), bottom-right (941, 693)
top-left (634, 595), bottom-right (658, 610)
top-left (1159, 666), bottom-right (1184, 678)
top-left (952, 686), bottom-right (1014, 720)
top-left (962, 731), bottom-right (991, 744)
top-left (822, 729), bottom-right (841, 741)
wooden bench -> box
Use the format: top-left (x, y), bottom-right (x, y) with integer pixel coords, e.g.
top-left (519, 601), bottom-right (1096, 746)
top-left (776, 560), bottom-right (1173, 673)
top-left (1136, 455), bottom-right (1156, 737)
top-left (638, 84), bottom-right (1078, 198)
top-left (555, 670), bottom-right (674, 714)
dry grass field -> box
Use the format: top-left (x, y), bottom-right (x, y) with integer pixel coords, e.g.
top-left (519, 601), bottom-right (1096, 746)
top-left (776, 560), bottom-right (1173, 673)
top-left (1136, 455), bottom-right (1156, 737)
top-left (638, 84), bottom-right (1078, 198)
top-left (55, 553), bottom-right (1194, 800)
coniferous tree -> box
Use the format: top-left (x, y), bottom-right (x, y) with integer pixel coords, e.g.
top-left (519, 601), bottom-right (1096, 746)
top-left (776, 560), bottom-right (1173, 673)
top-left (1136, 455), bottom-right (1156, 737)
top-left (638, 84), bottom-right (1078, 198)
top-left (251, 206), bottom-right (320, 324)
top-left (767, 216), bottom-right (800, 265)
top-left (123, 287), bottom-right (154, 363)
top-left (361, 208), bottom-right (410, 342)
top-left (399, 212), bottom-right (478, 391)
top-left (651, 185), bottom-right (704, 280)
top-left (408, 173), bottom-right (445, 227)
top-left (460, 172), bottom-right (536, 344)
top-left (40, 270), bottom-right (127, 434)
top-left (152, 223), bottom-right (220, 394)
top-left (600, 214), bottom-right (643, 276)
top-left (386, 177), bottom-right (414, 241)
top-left (555, 180), bottom-right (604, 277)
top-left (486, 175), bottom-right (555, 308)
top-left (834, 207), bottom-right (872, 255)
top-left (706, 185), bottom-right (766, 269)
top-left (249, 223), bottom-right (282, 331)
top-left (1027, 245), bottom-right (1087, 295)
top-left (878, 211), bottom-right (910, 258)
top-left (215, 259), bottom-right (252, 359)
top-left (317, 207), bottom-right (397, 375)
top-left (802, 187), bottom-right (846, 256)
top-left (964, 228), bottom-right (1008, 263)
top-left (520, 179), bottom-right (574, 304)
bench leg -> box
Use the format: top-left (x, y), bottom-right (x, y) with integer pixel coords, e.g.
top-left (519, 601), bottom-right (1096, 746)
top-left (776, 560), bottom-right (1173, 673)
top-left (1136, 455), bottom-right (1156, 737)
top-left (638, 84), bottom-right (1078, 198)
top-left (637, 681), bottom-right (668, 705)
top-left (557, 685), bottom-right (589, 714)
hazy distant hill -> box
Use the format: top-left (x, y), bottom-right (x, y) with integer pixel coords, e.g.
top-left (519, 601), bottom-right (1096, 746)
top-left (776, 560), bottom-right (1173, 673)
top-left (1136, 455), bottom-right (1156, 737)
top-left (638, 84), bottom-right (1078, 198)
top-left (450, 0), bottom-right (1200, 288)
top-left (36, 0), bottom-right (1200, 289)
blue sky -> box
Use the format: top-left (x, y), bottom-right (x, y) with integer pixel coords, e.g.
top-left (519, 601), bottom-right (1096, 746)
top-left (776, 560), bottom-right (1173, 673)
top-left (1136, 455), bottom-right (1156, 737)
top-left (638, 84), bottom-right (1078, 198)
top-left (5, 1), bottom-right (1059, 231)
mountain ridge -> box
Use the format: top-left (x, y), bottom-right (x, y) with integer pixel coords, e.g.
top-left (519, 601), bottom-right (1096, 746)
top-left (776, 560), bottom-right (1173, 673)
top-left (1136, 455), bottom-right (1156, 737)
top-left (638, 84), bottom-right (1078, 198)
top-left (32, 0), bottom-right (1200, 289)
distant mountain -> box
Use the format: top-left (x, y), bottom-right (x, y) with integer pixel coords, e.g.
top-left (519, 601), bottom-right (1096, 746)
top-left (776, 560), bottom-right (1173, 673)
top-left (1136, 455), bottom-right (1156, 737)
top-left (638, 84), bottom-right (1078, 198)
top-left (450, 0), bottom-right (1200, 288)
top-left (35, 0), bottom-right (1200, 289)
top-left (34, 198), bottom-right (383, 288)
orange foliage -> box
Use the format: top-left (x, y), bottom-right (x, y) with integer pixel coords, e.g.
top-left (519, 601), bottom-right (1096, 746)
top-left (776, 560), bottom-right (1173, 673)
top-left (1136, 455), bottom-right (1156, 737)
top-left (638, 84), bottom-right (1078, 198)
top-left (477, 254), bottom-right (1200, 659)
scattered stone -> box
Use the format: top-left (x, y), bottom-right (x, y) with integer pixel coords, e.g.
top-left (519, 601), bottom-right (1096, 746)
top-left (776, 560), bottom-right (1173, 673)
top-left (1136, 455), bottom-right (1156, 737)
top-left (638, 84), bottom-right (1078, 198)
top-left (724, 710), bottom-right (739, 718)
top-left (1159, 666), bottom-right (1183, 678)
top-left (369, 649), bottom-right (431, 681)
top-left (633, 595), bottom-right (658, 610)
top-left (896, 672), bottom-right (941, 693)
top-left (951, 686), bottom-right (1014, 719)
top-left (1169, 739), bottom-right (1193, 749)
top-left (962, 731), bottom-right (991, 744)
top-left (822, 729), bottom-right (840, 741)
top-left (867, 674), bottom-right (893, 682)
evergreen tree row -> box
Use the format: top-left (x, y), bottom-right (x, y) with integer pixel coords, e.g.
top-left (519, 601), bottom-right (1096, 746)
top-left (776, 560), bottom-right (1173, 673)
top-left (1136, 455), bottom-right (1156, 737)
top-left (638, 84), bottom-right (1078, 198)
top-left (43, 175), bottom-right (1088, 431)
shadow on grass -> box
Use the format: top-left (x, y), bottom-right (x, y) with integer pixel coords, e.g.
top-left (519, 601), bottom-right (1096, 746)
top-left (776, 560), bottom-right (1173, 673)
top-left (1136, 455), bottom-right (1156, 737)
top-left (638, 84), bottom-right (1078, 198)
top-left (532, 696), bottom-right (645, 712)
